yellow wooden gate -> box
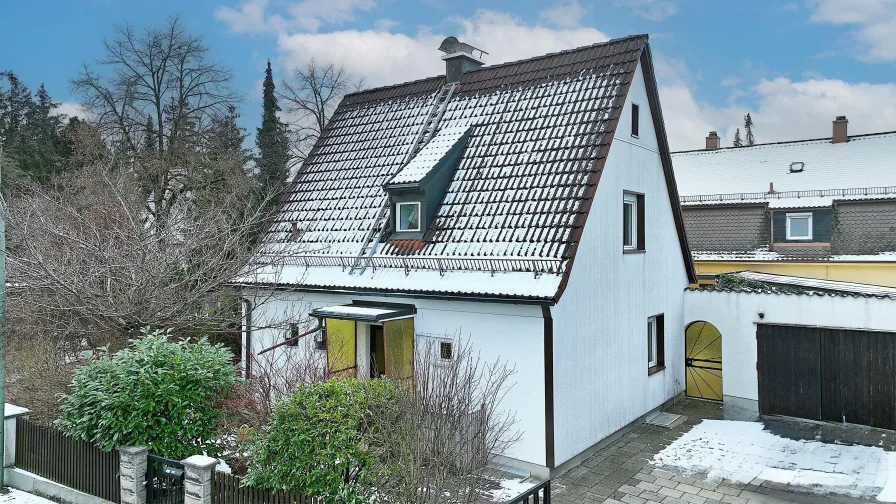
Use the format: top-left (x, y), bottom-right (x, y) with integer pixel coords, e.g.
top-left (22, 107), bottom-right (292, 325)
top-left (326, 318), bottom-right (356, 379)
top-left (685, 321), bottom-right (723, 401)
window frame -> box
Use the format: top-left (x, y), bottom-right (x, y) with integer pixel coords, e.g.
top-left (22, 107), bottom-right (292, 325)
top-left (623, 193), bottom-right (637, 250)
top-left (647, 314), bottom-right (665, 375)
top-left (631, 102), bottom-right (640, 138)
top-left (623, 192), bottom-right (645, 252)
top-left (396, 202), bottom-right (422, 232)
top-left (286, 323), bottom-right (300, 347)
top-left (785, 212), bottom-right (813, 241)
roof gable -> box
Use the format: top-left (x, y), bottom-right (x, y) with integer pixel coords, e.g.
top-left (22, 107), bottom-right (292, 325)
top-left (256, 35), bottom-right (696, 299)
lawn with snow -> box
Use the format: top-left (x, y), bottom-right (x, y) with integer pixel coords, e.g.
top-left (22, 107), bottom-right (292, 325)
top-left (652, 419), bottom-right (896, 501)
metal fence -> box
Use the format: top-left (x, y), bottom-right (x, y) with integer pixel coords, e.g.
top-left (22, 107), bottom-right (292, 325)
top-left (147, 454), bottom-right (185, 504)
top-left (506, 480), bottom-right (551, 504)
top-left (211, 471), bottom-right (314, 504)
top-left (14, 416), bottom-right (121, 503)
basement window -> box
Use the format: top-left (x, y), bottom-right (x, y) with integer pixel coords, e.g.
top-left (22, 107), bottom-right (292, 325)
top-left (786, 212), bottom-right (813, 240)
top-left (397, 202), bottom-right (421, 232)
top-left (439, 341), bottom-right (454, 361)
top-left (648, 314), bottom-right (665, 374)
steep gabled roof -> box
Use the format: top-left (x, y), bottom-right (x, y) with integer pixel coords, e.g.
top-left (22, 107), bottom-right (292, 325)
top-left (252, 35), bottom-right (695, 301)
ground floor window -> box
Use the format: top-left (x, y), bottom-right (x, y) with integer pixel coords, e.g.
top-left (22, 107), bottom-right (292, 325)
top-left (648, 314), bottom-right (665, 374)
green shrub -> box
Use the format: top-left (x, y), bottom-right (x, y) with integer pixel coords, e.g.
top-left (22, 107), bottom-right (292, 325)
top-left (56, 328), bottom-right (240, 459)
top-left (243, 378), bottom-right (400, 503)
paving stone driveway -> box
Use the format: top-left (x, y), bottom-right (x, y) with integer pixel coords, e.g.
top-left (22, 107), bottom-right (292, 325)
top-left (551, 399), bottom-right (875, 504)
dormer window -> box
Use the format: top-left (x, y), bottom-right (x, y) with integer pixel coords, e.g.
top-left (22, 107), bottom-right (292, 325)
top-left (397, 202), bottom-right (421, 232)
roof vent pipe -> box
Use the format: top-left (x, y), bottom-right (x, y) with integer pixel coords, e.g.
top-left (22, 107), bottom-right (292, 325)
top-left (833, 115), bottom-right (848, 143)
top-left (706, 131), bottom-right (720, 150)
top-left (438, 36), bottom-right (487, 83)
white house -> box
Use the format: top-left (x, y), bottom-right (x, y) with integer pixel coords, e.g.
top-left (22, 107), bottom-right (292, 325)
top-left (240, 34), bottom-right (696, 477)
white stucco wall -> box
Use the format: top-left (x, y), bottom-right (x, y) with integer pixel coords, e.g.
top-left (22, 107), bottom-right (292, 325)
top-left (551, 61), bottom-right (690, 465)
top-left (244, 289), bottom-right (548, 466)
top-left (684, 289), bottom-right (896, 401)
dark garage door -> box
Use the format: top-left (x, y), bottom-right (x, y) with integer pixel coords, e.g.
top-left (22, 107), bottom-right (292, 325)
top-left (757, 324), bottom-right (896, 430)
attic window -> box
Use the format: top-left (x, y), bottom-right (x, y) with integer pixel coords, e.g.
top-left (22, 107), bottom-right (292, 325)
top-left (789, 162), bottom-right (804, 173)
top-left (397, 202), bottom-right (421, 232)
top-left (631, 103), bottom-right (640, 138)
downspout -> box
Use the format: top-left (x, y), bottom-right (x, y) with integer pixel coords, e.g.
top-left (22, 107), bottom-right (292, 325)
top-left (542, 305), bottom-right (555, 470)
top-left (242, 298), bottom-right (253, 379)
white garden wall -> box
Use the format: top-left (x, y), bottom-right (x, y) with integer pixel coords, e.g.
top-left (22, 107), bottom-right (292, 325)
top-left (684, 289), bottom-right (896, 401)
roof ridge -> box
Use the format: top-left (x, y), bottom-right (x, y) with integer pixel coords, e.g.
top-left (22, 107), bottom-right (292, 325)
top-left (341, 34), bottom-right (649, 103)
top-left (672, 129), bottom-right (896, 155)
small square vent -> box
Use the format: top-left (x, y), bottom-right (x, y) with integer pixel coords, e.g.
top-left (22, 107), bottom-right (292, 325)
top-left (789, 161), bottom-right (805, 173)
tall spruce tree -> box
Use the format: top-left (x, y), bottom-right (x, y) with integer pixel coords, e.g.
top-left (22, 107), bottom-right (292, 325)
top-left (256, 61), bottom-right (290, 196)
top-left (744, 113), bottom-right (755, 146)
top-left (733, 128), bottom-right (743, 147)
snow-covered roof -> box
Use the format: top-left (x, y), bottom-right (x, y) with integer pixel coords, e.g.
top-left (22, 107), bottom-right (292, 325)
top-left (730, 271), bottom-right (896, 299)
top-left (251, 35), bottom-right (693, 300)
top-left (387, 124), bottom-right (471, 186)
top-left (693, 248), bottom-right (896, 262)
top-left (673, 132), bottom-right (896, 206)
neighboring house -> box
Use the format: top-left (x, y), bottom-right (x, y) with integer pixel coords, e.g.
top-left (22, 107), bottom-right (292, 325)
top-left (240, 35), bottom-right (696, 477)
top-left (672, 120), bottom-right (896, 286)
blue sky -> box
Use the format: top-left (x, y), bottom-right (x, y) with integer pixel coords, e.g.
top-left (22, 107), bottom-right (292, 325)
top-left (3, 0), bottom-right (896, 150)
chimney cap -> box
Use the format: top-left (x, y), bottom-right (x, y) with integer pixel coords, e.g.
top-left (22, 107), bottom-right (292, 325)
top-left (438, 37), bottom-right (488, 59)
top-left (708, 131), bottom-right (719, 138)
top-left (836, 115), bottom-right (847, 121)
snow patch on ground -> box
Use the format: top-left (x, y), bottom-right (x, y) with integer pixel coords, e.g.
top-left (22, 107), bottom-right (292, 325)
top-left (484, 477), bottom-right (539, 502)
top-left (0, 488), bottom-right (57, 504)
top-left (652, 420), bottom-right (895, 500)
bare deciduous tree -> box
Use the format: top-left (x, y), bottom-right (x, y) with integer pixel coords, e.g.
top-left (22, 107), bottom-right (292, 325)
top-left (279, 59), bottom-right (364, 164)
top-left (5, 154), bottom-right (277, 349)
top-left (367, 337), bottom-right (520, 504)
top-left (71, 14), bottom-right (240, 226)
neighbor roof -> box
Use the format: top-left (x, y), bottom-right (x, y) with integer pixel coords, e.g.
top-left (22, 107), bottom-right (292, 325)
top-left (249, 35), bottom-right (695, 300)
top-left (672, 132), bottom-right (896, 207)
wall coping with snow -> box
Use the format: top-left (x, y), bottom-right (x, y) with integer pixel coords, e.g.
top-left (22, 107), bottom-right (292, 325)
top-left (6, 467), bottom-right (113, 504)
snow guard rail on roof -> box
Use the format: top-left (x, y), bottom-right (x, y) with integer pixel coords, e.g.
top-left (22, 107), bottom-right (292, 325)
top-left (260, 254), bottom-right (566, 277)
top-left (681, 185), bottom-right (896, 204)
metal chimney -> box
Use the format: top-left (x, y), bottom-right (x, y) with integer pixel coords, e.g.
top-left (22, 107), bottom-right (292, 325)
top-left (438, 36), bottom-right (487, 83)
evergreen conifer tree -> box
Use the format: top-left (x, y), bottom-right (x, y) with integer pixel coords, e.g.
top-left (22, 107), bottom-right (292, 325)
top-left (256, 61), bottom-right (290, 196)
top-left (733, 128), bottom-right (743, 147)
top-left (744, 113), bottom-right (755, 146)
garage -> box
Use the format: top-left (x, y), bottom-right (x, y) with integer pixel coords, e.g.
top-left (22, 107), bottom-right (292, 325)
top-left (757, 323), bottom-right (896, 430)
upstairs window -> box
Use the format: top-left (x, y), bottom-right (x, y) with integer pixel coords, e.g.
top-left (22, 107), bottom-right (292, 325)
top-left (397, 202), bottom-right (421, 232)
top-left (786, 212), bottom-right (813, 240)
top-left (623, 192), bottom-right (645, 251)
top-left (439, 341), bottom-right (454, 361)
top-left (631, 103), bottom-right (640, 138)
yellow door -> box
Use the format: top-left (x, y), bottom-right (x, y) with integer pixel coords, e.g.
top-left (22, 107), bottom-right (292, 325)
top-left (383, 318), bottom-right (414, 385)
top-left (326, 318), bottom-right (356, 379)
top-left (685, 321), bottom-right (723, 401)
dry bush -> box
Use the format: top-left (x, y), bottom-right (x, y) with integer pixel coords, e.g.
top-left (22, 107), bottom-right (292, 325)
top-left (6, 335), bottom-right (82, 426)
top-left (368, 337), bottom-right (520, 504)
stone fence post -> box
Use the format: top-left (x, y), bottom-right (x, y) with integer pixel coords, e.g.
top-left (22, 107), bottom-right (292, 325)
top-left (182, 455), bottom-right (218, 504)
top-left (118, 446), bottom-right (149, 504)
top-left (4, 403), bottom-right (31, 468)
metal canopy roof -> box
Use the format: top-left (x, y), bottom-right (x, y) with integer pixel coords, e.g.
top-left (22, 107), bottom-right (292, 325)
top-left (309, 302), bottom-right (415, 322)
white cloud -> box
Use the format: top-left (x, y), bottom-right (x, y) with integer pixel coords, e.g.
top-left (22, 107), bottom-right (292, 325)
top-left (276, 9), bottom-right (609, 88)
top-left (540, 1), bottom-right (587, 28)
top-left (374, 18), bottom-right (398, 32)
top-left (616, 0), bottom-right (678, 21)
top-left (53, 102), bottom-right (90, 121)
top-left (216, 0), bottom-right (374, 34)
top-left (808, 0), bottom-right (896, 62)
